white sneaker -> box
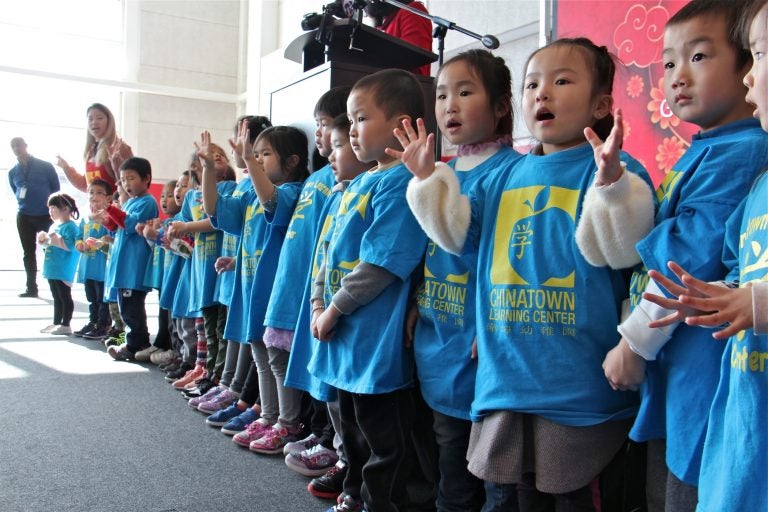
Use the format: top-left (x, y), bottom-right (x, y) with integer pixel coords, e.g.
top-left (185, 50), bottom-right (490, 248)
top-left (50, 325), bottom-right (72, 335)
top-left (40, 324), bottom-right (58, 333)
top-left (150, 349), bottom-right (176, 365)
top-left (134, 345), bottom-right (159, 362)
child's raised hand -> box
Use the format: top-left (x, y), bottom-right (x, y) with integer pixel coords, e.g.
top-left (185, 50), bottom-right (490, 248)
top-left (585, 108), bottom-right (624, 187)
top-left (230, 119), bottom-right (256, 164)
top-left (386, 118), bottom-right (436, 180)
top-left (645, 261), bottom-right (755, 340)
top-left (195, 131), bottom-right (215, 167)
top-left (135, 222), bottom-right (145, 236)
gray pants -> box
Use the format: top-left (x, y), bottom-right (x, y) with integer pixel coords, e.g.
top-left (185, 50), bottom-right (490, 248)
top-left (267, 345), bottom-right (303, 427)
top-left (221, 340), bottom-right (252, 394)
top-left (174, 317), bottom-right (197, 365)
top-left (251, 340), bottom-right (279, 424)
top-left (646, 439), bottom-right (698, 512)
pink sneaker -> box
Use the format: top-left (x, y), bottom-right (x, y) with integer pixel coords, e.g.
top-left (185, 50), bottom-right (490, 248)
top-left (232, 418), bottom-right (273, 448)
top-left (285, 443), bottom-right (339, 476)
top-left (188, 385), bottom-right (225, 410)
top-left (171, 365), bottom-right (205, 390)
top-left (197, 389), bottom-right (238, 414)
top-left (250, 423), bottom-right (303, 455)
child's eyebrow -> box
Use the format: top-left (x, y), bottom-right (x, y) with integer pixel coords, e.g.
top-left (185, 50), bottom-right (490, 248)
top-left (663, 35), bottom-right (715, 55)
top-left (436, 79), bottom-right (475, 90)
top-left (524, 67), bottom-right (576, 79)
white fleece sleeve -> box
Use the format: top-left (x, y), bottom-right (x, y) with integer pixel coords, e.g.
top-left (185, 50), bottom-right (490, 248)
top-left (576, 167), bottom-right (655, 269)
top-left (753, 281), bottom-right (768, 335)
top-left (406, 162), bottom-right (470, 256)
top-left (617, 279), bottom-right (680, 360)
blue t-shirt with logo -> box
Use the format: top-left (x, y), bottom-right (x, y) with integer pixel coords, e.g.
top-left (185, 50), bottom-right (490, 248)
top-left (264, 165), bottom-right (335, 331)
top-left (698, 174), bottom-right (768, 511)
top-left (469, 143), bottom-right (651, 426)
top-left (212, 182), bottom-right (302, 343)
top-left (186, 181), bottom-right (236, 313)
top-left (159, 213), bottom-right (186, 315)
top-left (286, 187), bottom-right (343, 402)
top-left (76, 219), bottom-right (108, 283)
top-left (245, 182), bottom-right (303, 343)
top-left (308, 163), bottom-right (428, 394)
top-left (104, 194), bottom-right (158, 292)
top-left (214, 177), bottom-right (253, 306)
top-left (415, 146), bottom-right (522, 420)
top-left (43, 220), bottom-right (80, 282)
top-left (628, 119), bottom-right (768, 484)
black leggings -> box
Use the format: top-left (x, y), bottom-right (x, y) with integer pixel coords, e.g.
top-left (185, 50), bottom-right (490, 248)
top-left (48, 279), bottom-right (74, 326)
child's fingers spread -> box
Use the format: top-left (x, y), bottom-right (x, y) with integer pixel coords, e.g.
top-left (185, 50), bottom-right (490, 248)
top-left (384, 147), bottom-right (403, 159)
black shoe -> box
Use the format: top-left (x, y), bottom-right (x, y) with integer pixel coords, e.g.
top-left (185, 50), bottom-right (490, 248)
top-left (165, 362), bottom-right (194, 382)
top-left (83, 325), bottom-right (110, 340)
top-left (74, 322), bottom-right (96, 337)
top-left (182, 377), bottom-right (216, 399)
top-left (18, 290), bottom-right (38, 298)
top-left (308, 464), bottom-right (347, 499)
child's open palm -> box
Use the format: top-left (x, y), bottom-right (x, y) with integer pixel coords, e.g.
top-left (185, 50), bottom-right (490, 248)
top-left (195, 131), bottom-right (215, 167)
top-left (386, 118), bottom-right (436, 180)
top-left (585, 109), bottom-right (624, 187)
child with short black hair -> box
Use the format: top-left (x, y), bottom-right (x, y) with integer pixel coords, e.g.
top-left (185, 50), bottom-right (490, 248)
top-left (73, 179), bottom-right (113, 339)
top-left (600, 1), bottom-right (768, 509)
top-left (38, 192), bottom-right (81, 335)
top-left (308, 68), bottom-right (429, 512)
top-left (640, 2), bottom-right (768, 510)
top-left (99, 156), bottom-right (159, 361)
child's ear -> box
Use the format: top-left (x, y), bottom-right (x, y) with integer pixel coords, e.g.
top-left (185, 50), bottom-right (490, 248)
top-left (285, 154), bottom-right (300, 172)
top-left (396, 114), bottom-right (412, 129)
top-left (593, 94), bottom-right (613, 120)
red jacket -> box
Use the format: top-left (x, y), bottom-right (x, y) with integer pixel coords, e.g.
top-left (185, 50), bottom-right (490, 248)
top-left (380, 1), bottom-right (432, 76)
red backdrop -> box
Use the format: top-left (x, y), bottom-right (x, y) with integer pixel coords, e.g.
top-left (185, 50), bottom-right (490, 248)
top-left (555, 0), bottom-right (698, 186)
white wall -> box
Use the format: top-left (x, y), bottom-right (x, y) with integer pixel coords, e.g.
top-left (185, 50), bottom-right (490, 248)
top-left (124, 0), bottom-right (243, 181)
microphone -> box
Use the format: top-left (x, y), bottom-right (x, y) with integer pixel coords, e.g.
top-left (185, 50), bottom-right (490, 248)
top-left (481, 34), bottom-right (500, 50)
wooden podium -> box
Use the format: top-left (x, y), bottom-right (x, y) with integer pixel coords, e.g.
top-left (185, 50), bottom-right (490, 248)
top-left (270, 19), bottom-right (438, 156)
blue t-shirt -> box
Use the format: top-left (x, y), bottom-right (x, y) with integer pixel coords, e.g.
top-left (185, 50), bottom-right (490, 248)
top-left (308, 163), bottom-right (428, 394)
top-left (212, 182), bottom-right (302, 343)
top-left (468, 143), bottom-right (652, 426)
top-left (172, 191), bottom-right (201, 318)
top-left (285, 187), bottom-right (344, 402)
top-left (214, 177), bottom-right (253, 306)
top-left (104, 194), bottom-right (158, 292)
top-left (264, 165), bottom-right (335, 330)
top-left (185, 181), bottom-right (236, 313)
top-left (415, 146), bottom-right (522, 420)
top-left (159, 214), bottom-right (186, 316)
top-left (697, 174), bottom-right (768, 511)
top-left (76, 219), bottom-right (108, 283)
top-left (628, 119), bottom-right (768, 484)
top-left (42, 220), bottom-right (80, 282)
top-left (245, 182), bottom-right (303, 342)
top-left (143, 242), bottom-right (165, 291)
